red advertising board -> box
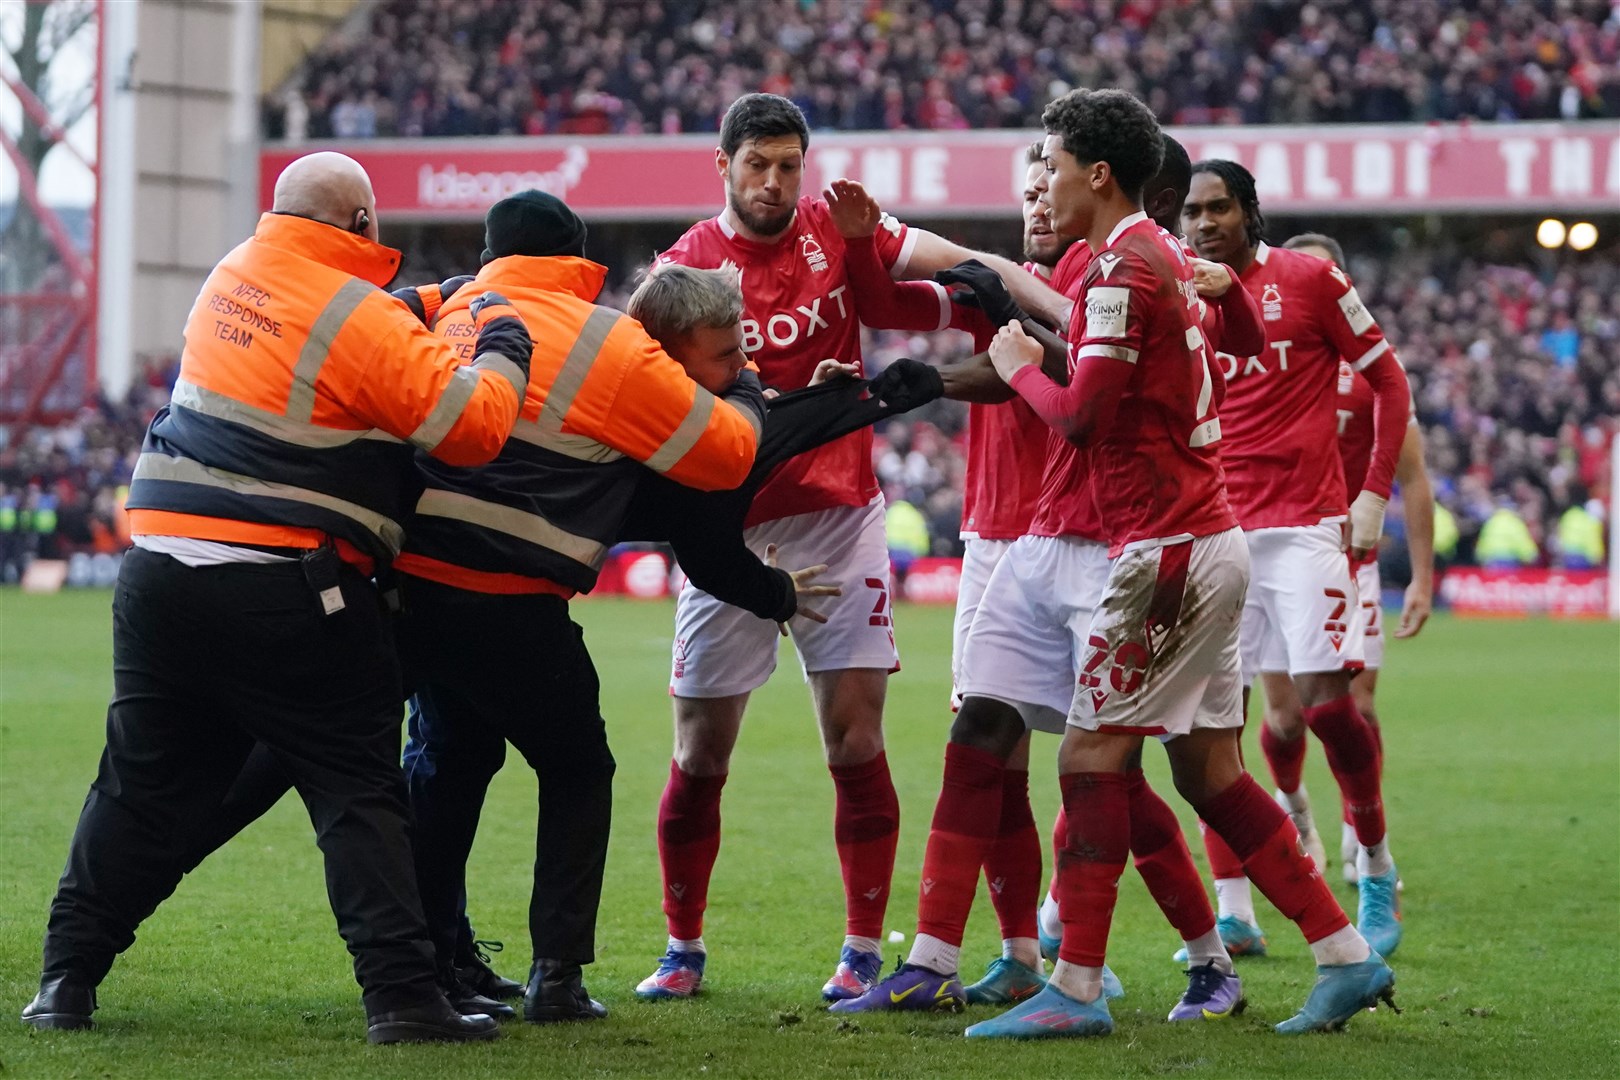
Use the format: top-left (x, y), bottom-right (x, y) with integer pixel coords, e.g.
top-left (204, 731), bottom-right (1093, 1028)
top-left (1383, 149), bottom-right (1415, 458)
top-left (261, 122), bottom-right (1620, 222)
top-left (1437, 567), bottom-right (1610, 618)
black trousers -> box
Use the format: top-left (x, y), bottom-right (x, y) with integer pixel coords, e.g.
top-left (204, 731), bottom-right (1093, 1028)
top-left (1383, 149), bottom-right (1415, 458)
top-left (397, 578), bottom-right (615, 967)
top-left (41, 546), bottom-right (439, 1014)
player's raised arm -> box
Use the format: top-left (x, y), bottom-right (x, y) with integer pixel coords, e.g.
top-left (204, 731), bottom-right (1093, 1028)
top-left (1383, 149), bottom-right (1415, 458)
top-left (823, 180), bottom-right (956, 333)
top-left (898, 228), bottom-right (1073, 329)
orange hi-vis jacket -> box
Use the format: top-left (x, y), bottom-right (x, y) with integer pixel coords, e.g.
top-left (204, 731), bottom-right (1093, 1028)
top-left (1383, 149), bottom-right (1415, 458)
top-left (395, 255), bottom-right (764, 595)
top-left (125, 213), bottom-right (529, 569)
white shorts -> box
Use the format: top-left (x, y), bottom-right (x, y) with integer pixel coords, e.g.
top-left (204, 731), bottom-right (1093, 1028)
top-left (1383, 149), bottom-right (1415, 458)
top-left (1070, 528), bottom-right (1248, 738)
top-left (670, 498), bottom-right (898, 698)
top-left (1240, 523), bottom-right (1366, 684)
top-left (1347, 559), bottom-right (1383, 671)
top-left (957, 535), bottom-right (1112, 735)
top-left (950, 537), bottom-right (1016, 710)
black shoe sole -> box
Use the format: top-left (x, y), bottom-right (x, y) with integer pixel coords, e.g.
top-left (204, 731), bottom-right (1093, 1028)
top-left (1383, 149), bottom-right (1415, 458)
top-left (367, 1021), bottom-right (501, 1044)
top-left (21, 1013), bottom-right (95, 1031)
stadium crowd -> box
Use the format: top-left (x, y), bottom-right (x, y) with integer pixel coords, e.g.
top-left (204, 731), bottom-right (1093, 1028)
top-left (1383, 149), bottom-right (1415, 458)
top-left (264, 0), bottom-right (1620, 140)
top-left (1, 250), bottom-right (1610, 575)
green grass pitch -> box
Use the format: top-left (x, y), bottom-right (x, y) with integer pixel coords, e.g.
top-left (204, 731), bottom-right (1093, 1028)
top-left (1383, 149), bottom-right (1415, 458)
top-left (2, 590), bottom-right (1616, 1077)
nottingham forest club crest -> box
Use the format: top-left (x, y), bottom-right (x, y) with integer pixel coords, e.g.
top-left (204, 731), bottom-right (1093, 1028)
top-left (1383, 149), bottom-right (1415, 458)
top-left (800, 233), bottom-right (829, 273)
top-left (1261, 282), bottom-right (1283, 321)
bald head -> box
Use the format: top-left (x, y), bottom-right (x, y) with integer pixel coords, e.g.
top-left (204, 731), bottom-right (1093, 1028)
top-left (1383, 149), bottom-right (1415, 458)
top-left (272, 152), bottom-right (379, 241)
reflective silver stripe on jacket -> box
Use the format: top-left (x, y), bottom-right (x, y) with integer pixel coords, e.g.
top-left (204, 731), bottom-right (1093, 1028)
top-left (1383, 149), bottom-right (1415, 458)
top-left (507, 306), bottom-right (622, 462)
top-left (472, 352), bottom-right (527, 403)
top-left (409, 353), bottom-right (530, 453)
top-left (170, 378), bottom-right (402, 449)
top-left (285, 279), bottom-right (373, 422)
top-left (643, 386), bottom-right (718, 474)
top-left (132, 452), bottom-right (407, 554)
top-left (413, 487), bottom-right (607, 568)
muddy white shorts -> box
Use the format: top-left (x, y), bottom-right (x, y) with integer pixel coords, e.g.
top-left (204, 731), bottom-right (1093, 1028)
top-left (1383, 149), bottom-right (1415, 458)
top-left (957, 534), bottom-right (1112, 735)
top-left (1069, 528), bottom-right (1248, 739)
top-left (670, 497), bottom-right (898, 698)
top-left (1239, 523), bottom-right (1365, 684)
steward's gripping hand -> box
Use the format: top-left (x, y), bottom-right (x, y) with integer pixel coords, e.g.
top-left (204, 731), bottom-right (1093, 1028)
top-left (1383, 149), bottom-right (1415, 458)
top-left (934, 259), bottom-right (1029, 328)
top-left (469, 291), bottom-right (534, 379)
top-left (866, 358), bottom-right (944, 412)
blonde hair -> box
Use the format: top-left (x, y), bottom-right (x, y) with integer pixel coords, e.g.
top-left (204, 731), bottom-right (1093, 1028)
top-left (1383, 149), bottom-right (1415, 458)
top-left (627, 263), bottom-right (744, 345)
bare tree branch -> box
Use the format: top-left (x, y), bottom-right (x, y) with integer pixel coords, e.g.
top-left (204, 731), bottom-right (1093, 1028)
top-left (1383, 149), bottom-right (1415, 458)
top-left (40, 0), bottom-right (95, 58)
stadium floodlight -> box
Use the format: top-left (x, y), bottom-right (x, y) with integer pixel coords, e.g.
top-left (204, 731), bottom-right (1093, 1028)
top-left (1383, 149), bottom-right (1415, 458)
top-left (1567, 222), bottom-right (1598, 252)
top-left (1536, 218), bottom-right (1568, 248)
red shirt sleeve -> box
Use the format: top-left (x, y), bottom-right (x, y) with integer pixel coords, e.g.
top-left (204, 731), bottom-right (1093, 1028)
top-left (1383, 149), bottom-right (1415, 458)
top-left (1006, 253), bottom-right (1151, 444)
top-left (843, 233), bottom-right (952, 333)
top-left (1211, 280), bottom-right (1264, 356)
top-left (1314, 262), bottom-right (1410, 499)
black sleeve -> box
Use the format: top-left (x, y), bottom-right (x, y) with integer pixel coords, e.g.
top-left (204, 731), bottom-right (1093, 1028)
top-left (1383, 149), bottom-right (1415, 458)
top-left (722, 368), bottom-right (768, 439)
top-left (754, 359), bottom-right (945, 477)
top-left (619, 474), bottom-right (797, 622)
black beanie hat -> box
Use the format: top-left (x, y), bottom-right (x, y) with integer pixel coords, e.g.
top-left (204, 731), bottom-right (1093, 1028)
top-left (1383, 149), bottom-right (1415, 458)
top-left (481, 190), bottom-right (588, 264)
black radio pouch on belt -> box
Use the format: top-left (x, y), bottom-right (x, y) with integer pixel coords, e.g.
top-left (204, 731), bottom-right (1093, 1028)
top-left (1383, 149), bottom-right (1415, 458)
top-left (301, 542), bottom-right (347, 617)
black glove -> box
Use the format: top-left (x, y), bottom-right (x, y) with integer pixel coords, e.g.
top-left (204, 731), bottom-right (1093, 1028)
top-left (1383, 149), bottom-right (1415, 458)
top-left (439, 274), bottom-right (475, 298)
top-left (866, 357), bottom-right (944, 413)
top-left (934, 259), bottom-right (1029, 328)
top-left (390, 284), bottom-right (434, 324)
top-left (470, 291), bottom-right (533, 378)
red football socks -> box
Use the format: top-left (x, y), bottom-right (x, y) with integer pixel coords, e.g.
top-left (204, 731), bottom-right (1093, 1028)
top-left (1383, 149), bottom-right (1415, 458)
top-left (830, 751), bottom-right (901, 939)
top-left (1260, 722), bottom-right (1308, 795)
top-left (915, 743), bottom-right (1005, 946)
top-left (1199, 818), bottom-right (1248, 880)
top-left (982, 767), bottom-right (1041, 942)
top-left (657, 760), bottom-right (727, 941)
top-left (1303, 695), bottom-right (1386, 847)
top-left (1126, 769), bottom-right (1217, 942)
top-left (1054, 772), bottom-right (1131, 968)
top-left (1198, 773), bottom-right (1349, 944)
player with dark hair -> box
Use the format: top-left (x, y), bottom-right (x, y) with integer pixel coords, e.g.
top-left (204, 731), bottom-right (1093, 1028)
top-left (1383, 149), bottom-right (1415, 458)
top-left (957, 88), bottom-right (1393, 1039)
top-left (1261, 232), bottom-right (1434, 889)
top-left (1184, 163), bottom-right (1412, 961)
top-left (827, 127), bottom-right (1264, 1020)
top-left (639, 92), bottom-right (1074, 1003)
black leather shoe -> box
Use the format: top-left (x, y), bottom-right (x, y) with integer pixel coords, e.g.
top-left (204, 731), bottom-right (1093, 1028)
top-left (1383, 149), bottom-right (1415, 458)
top-left (523, 959), bottom-right (607, 1023)
top-left (439, 969), bottom-right (516, 1020)
top-left (20, 977), bottom-right (96, 1031)
top-left (455, 939), bottom-right (525, 1001)
top-left (366, 995), bottom-right (501, 1044)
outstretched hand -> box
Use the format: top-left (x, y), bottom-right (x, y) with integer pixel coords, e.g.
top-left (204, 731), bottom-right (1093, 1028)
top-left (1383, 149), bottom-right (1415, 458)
top-left (824, 178), bottom-right (882, 239)
top-left (809, 359), bottom-right (861, 385)
top-left (766, 543), bottom-right (841, 636)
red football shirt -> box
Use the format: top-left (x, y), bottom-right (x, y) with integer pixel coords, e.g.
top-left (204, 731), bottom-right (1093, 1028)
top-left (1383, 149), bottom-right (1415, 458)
top-left (661, 196), bottom-right (912, 526)
top-left (1337, 360), bottom-right (1415, 501)
top-left (1024, 213), bottom-right (1234, 556)
top-left (956, 263), bottom-right (1060, 541)
top-left (1027, 242), bottom-right (1105, 542)
top-left (1221, 243), bottom-right (1396, 530)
